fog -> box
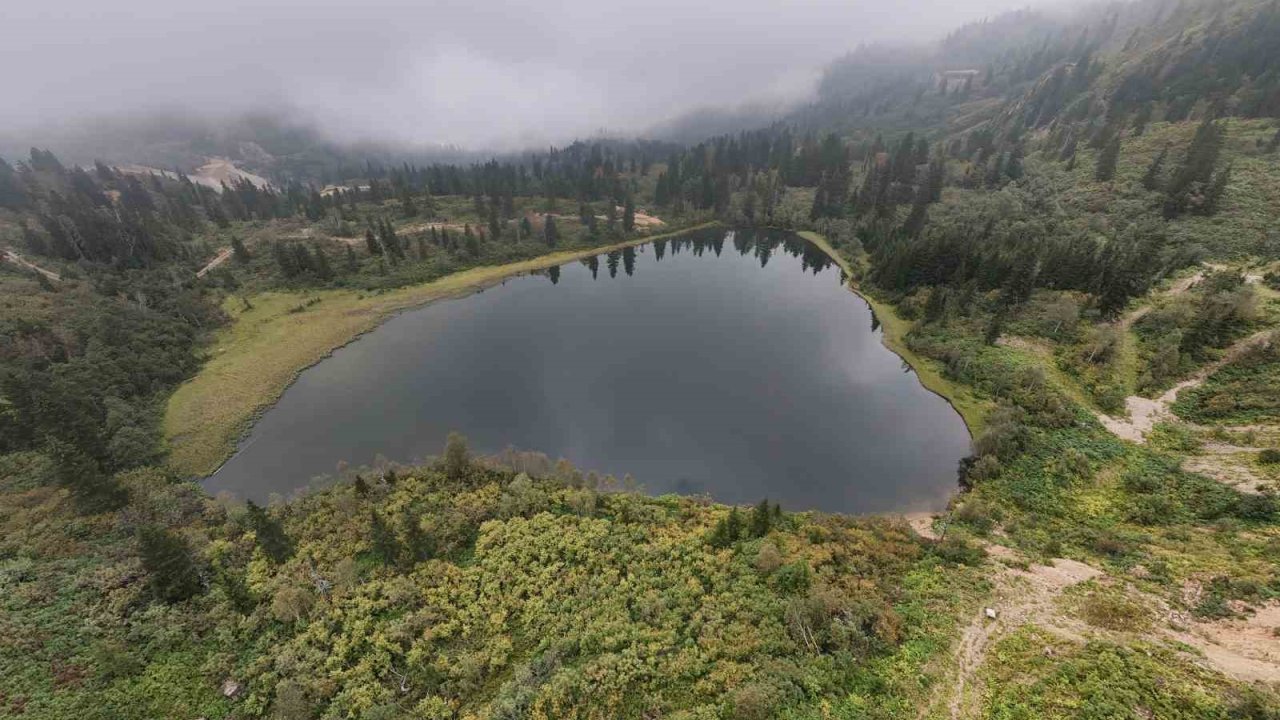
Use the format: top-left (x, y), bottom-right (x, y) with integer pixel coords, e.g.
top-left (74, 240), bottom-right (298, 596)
top-left (5, 0), bottom-right (1058, 152)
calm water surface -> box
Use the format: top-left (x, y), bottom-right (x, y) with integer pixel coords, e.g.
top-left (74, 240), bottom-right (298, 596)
top-left (208, 229), bottom-right (971, 513)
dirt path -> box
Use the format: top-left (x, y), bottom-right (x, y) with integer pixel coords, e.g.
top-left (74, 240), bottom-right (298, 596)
top-left (1116, 270), bottom-right (1205, 331)
top-left (945, 549), bottom-right (1101, 719)
top-left (192, 157), bottom-right (271, 191)
top-left (1, 249), bottom-right (61, 281)
top-left (1167, 601), bottom-right (1280, 683)
top-left (1096, 329), bottom-right (1273, 443)
top-left (933, 535), bottom-right (1280, 717)
top-left (196, 247), bottom-right (233, 278)
top-left (1182, 450), bottom-right (1274, 494)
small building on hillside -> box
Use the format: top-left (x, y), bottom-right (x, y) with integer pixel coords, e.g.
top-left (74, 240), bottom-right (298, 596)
top-left (935, 69), bottom-right (981, 93)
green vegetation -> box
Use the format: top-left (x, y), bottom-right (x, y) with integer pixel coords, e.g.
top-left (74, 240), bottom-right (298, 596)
top-left (978, 628), bottom-right (1269, 719)
top-left (3, 0), bottom-right (1280, 715)
top-left (0, 440), bottom-right (992, 719)
top-left (1174, 335), bottom-right (1280, 424)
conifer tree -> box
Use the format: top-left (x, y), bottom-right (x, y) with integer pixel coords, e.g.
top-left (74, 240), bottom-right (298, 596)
top-left (245, 500), bottom-right (292, 563)
top-left (1164, 119), bottom-right (1224, 217)
top-left (750, 499), bottom-right (772, 537)
top-left (398, 513), bottom-right (433, 567)
top-left (138, 525), bottom-right (203, 603)
top-left (311, 244), bottom-right (333, 280)
top-left (230, 235), bottom-right (251, 264)
top-left (623, 195), bottom-right (636, 233)
top-left (370, 511), bottom-right (400, 565)
top-left (364, 227), bottom-right (381, 256)
top-left (543, 214), bottom-right (559, 247)
top-left (1094, 135), bottom-right (1121, 182)
top-left (725, 507), bottom-right (743, 542)
top-left (442, 432), bottom-right (470, 480)
top-left (1141, 146), bottom-right (1168, 190)
top-left (47, 437), bottom-right (127, 513)
top-left (464, 225), bottom-right (480, 256)
top-left (345, 244), bottom-right (358, 273)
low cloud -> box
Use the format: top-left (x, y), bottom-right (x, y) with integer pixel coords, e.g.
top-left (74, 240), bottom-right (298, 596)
top-left (4, 0), bottom-right (1059, 150)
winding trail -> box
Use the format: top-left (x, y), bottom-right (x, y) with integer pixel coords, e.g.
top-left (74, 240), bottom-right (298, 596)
top-left (910, 520), bottom-right (1280, 717)
top-left (1095, 329), bottom-right (1273, 443)
top-left (1, 249), bottom-right (61, 282)
top-left (196, 247), bottom-right (233, 278)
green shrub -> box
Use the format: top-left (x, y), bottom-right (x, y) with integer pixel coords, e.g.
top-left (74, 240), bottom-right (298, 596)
top-left (930, 536), bottom-right (987, 566)
top-left (774, 561), bottom-right (812, 594)
top-left (1079, 591), bottom-right (1149, 631)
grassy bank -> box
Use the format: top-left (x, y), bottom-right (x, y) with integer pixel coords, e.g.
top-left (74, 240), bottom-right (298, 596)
top-left (163, 223), bottom-right (719, 477)
top-left (798, 230), bottom-right (989, 435)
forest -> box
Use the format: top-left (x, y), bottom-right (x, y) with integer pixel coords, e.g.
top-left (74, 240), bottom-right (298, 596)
top-left (2, 0), bottom-right (1280, 716)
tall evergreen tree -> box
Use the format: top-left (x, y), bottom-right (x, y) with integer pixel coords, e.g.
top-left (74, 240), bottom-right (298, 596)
top-left (750, 498), bottom-right (773, 538)
top-left (398, 513), bottom-right (433, 567)
top-left (1141, 146), bottom-right (1168, 190)
top-left (622, 195), bottom-right (636, 233)
top-left (543, 214), bottom-right (559, 247)
top-left (47, 437), bottom-right (127, 513)
top-left (230, 235), bottom-right (251, 264)
top-left (245, 501), bottom-right (292, 563)
top-left (138, 525), bottom-right (203, 603)
top-left (370, 511), bottom-right (400, 565)
top-left (311, 244), bottom-right (333, 280)
top-left (1094, 135), bottom-right (1121, 182)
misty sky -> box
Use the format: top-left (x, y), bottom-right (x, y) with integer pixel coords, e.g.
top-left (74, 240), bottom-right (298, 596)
top-left (6, 0), bottom-right (1054, 149)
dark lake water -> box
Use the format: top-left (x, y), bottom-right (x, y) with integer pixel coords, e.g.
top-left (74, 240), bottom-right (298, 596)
top-left (207, 228), bottom-right (971, 513)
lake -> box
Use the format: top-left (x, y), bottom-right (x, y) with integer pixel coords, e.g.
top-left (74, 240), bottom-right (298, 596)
top-left (207, 228), bottom-right (971, 513)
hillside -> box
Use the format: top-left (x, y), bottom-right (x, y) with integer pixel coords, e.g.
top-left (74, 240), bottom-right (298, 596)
top-left (2, 0), bottom-right (1280, 717)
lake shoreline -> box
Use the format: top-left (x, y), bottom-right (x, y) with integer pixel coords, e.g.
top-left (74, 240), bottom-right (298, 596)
top-left (797, 230), bottom-right (986, 437)
top-left (164, 221), bottom-right (720, 479)
top-left (168, 223), bottom-right (980, 486)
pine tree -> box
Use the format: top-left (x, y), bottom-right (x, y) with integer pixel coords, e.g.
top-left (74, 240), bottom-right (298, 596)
top-left (344, 244), bottom-right (358, 273)
top-left (1141, 146), bottom-right (1168, 190)
top-left (464, 225), bottom-right (480, 256)
top-left (398, 513), bottom-right (433, 567)
top-left (623, 195), bottom-right (636, 233)
top-left (749, 499), bottom-right (772, 537)
top-left (1199, 163), bottom-right (1232, 216)
top-left (245, 501), bottom-right (292, 563)
top-left (47, 437), bottom-right (127, 513)
top-left (1094, 135), bottom-right (1121, 182)
top-left (370, 511), bottom-right (400, 565)
top-left (725, 507), bottom-right (744, 542)
top-left (488, 203), bottom-right (502, 239)
top-left (311, 244), bottom-right (333, 280)
top-left (364, 227), bottom-right (381, 255)
top-left (400, 188), bottom-right (418, 217)
top-left (230, 235), bottom-right (251, 263)
top-left (1164, 119), bottom-right (1224, 218)
top-left (138, 525), bottom-right (203, 603)
top-left (543, 214), bottom-right (559, 247)
top-left (442, 431), bottom-right (470, 480)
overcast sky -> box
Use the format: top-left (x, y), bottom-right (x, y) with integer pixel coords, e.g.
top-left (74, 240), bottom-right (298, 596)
top-left (5, 0), bottom-right (1056, 150)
